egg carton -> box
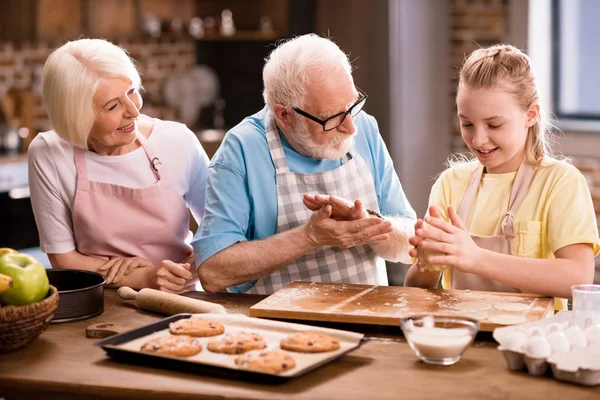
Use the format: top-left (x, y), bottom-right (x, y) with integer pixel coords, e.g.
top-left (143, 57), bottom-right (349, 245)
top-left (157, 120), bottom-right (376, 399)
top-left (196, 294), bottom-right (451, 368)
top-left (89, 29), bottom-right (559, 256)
top-left (493, 311), bottom-right (600, 386)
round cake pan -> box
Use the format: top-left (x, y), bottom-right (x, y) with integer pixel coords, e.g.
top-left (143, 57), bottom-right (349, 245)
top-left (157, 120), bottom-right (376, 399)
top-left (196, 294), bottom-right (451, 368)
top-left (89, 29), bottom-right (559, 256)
top-left (46, 269), bottom-right (106, 323)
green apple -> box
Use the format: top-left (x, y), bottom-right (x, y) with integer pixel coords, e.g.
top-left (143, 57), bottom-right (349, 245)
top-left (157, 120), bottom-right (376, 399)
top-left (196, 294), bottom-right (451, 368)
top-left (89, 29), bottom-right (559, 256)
top-left (0, 253), bottom-right (49, 306)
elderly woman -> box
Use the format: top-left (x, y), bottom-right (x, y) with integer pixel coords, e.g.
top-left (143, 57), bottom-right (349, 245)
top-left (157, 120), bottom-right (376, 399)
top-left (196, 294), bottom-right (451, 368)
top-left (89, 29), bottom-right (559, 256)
top-left (28, 38), bottom-right (208, 292)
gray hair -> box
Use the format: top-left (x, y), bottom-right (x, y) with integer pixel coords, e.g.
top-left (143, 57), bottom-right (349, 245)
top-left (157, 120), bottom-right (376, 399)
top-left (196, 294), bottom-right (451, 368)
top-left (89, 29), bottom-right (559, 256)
top-left (42, 38), bottom-right (141, 149)
top-left (262, 34), bottom-right (353, 109)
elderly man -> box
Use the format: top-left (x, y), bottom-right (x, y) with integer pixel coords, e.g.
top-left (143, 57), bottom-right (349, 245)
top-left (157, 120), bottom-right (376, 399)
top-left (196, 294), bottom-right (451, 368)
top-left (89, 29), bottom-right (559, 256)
top-left (194, 34), bottom-right (416, 294)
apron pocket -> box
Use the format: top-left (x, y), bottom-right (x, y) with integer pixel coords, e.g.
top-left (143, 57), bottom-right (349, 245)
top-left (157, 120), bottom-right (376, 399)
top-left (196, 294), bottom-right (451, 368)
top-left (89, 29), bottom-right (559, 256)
top-left (516, 221), bottom-right (542, 258)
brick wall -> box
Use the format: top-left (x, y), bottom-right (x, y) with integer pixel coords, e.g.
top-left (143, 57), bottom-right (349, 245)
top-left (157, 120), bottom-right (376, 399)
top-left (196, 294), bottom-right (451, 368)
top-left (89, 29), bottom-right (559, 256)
top-left (450, 0), bottom-right (600, 283)
top-left (0, 38), bottom-right (196, 133)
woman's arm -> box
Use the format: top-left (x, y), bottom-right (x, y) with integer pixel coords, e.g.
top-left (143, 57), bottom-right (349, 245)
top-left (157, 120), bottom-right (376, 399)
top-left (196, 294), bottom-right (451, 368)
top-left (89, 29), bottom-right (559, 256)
top-left (48, 251), bottom-right (157, 289)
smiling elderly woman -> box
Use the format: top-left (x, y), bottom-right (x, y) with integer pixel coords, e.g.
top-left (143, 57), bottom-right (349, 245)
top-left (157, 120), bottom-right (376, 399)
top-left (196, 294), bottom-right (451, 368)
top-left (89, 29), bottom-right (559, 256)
top-left (27, 38), bottom-right (209, 293)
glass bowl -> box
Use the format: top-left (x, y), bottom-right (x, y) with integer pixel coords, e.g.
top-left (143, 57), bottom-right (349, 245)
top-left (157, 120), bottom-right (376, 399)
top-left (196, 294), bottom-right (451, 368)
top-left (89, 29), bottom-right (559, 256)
top-left (400, 314), bottom-right (480, 365)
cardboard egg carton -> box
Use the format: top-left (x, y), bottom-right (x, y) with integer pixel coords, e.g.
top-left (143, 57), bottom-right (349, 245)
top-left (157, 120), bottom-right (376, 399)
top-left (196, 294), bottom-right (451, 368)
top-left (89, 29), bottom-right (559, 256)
top-left (493, 311), bottom-right (600, 386)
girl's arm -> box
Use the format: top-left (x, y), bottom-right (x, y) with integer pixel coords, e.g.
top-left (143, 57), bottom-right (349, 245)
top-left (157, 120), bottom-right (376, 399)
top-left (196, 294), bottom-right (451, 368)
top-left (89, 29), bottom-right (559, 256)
top-left (417, 206), bottom-right (595, 298)
top-left (460, 244), bottom-right (594, 299)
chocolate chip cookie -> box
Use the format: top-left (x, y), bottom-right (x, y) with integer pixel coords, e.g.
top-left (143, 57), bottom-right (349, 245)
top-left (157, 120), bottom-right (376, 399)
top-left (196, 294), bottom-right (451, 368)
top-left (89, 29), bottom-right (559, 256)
top-left (207, 332), bottom-right (267, 354)
top-left (235, 350), bottom-right (296, 374)
top-left (168, 318), bottom-right (225, 337)
top-left (280, 332), bottom-right (340, 353)
top-left (140, 335), bottom-right (203, 357)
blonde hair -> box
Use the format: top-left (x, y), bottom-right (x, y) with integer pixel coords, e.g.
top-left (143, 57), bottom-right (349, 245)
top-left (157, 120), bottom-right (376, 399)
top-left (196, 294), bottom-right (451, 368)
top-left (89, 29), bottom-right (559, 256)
top-left (42, 38), bottom-right (141, 149)
top-left (262, 34), bottom-right (354, 110)
top-left (456, 44), bottom-right (555, 165)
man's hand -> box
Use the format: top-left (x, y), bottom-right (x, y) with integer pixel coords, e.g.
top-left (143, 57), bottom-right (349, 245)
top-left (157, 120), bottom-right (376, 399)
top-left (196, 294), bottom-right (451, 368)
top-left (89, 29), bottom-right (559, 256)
top-left (303, 205), bottom-right (392, 248)
top-left (98, 256), bottom-right (153, 284)
top-left (303, 194), bottom-right (369, 221)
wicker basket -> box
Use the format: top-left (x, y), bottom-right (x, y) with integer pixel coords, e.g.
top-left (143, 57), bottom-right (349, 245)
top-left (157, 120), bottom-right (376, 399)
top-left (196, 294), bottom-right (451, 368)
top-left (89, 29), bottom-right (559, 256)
top-left (0, 285), bottom-right (59, 354)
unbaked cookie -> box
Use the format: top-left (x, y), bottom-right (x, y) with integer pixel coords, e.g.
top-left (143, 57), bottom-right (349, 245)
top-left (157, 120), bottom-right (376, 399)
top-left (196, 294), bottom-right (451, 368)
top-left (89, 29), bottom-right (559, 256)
top-left (207, 332), bottom-right (267, 354)
top-left (453, 302), bottom-right (492, 312)
top-left (235, 350), bottom-right (296, 374)
top-left (492, 302), bottom-right (530, 312)
top-left (169, 318), bottom-right (225, 337)
top-left (140, 335), bottom-right (203, 357)
top-left (488, 314), bottom-right (528, 325)
top-left (280, 332), bottom-right (340, 353)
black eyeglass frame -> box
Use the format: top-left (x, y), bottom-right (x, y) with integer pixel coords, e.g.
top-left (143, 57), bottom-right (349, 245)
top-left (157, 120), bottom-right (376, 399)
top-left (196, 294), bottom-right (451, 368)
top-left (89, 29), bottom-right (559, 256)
top-left (292, 88), bottom-right (368, 131)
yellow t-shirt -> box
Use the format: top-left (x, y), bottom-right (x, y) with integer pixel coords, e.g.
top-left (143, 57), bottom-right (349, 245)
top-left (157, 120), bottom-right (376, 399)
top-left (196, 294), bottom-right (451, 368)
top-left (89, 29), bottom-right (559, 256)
top-left (428, 158), bottom-right (599, 310)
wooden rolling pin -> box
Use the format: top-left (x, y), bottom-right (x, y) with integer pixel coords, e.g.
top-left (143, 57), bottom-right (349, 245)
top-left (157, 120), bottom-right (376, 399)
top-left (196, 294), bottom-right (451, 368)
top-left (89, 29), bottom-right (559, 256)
top-left (117, 287), bottom-right (227, 315)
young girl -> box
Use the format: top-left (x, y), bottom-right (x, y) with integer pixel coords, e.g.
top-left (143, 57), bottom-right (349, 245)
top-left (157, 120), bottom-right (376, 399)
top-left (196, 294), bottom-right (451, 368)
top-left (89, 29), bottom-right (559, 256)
top-left (404, 44), bottom-right (599, 308)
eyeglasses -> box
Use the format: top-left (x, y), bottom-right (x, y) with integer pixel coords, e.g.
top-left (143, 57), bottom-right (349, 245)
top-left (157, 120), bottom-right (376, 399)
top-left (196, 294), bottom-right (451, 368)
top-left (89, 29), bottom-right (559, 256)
top-left (292, 88), bottom-right (368, 131)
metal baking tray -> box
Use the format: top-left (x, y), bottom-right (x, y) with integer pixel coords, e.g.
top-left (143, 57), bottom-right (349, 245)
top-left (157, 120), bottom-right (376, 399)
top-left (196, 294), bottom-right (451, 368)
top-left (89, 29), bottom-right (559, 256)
top-left (95, 313), bottom-right (364, 381)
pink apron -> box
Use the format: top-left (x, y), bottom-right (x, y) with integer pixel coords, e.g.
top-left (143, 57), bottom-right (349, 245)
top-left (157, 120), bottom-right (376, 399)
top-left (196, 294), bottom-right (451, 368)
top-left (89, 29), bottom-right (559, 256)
top-left (72, 132), bottom-right (192, 269)
top-left (451, 162), bottom-right (536, 292)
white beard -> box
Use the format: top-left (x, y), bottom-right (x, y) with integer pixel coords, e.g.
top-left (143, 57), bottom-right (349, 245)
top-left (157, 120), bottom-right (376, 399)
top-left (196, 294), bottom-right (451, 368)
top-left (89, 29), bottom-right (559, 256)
top-left (291, 119), bottom-right (355, 160)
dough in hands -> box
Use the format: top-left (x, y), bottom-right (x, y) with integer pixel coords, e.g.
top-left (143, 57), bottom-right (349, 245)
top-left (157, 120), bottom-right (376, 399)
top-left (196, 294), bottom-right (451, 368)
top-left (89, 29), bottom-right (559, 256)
top-left (417, 223), bottom-right (449, 272)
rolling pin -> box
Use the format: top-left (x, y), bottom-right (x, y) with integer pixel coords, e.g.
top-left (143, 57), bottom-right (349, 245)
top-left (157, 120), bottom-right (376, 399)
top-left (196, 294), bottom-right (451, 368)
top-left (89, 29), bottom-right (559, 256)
top-left (117, 286), bottom-right (227, 315)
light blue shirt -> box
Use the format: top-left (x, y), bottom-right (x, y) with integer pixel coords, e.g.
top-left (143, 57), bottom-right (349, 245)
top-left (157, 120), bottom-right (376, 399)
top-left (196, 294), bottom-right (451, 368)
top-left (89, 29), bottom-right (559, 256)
top-left (193, 106), bottom-right (416, 292)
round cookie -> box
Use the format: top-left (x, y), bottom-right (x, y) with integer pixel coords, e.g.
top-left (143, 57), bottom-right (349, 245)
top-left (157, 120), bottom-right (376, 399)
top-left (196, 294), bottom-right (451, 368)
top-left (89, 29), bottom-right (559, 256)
top-left (235, 350), bottom-right (296, 374)
top-left (140, 335), bottom-right (203, 357)
top-left (207, 332), bottom-right (267, 354)
top-left (169, 318), bottom-right (225, 337)
top-left (280, 332), bottom-right (340, 353)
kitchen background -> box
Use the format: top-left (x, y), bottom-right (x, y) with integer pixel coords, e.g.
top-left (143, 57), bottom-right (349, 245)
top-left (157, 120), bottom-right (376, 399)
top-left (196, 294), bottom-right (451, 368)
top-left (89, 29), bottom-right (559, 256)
top-left (1, 0), bottom-right (599, 284)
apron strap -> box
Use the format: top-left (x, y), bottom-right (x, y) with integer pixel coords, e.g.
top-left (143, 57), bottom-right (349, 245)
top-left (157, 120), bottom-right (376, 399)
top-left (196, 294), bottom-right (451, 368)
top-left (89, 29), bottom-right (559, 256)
top-left (136, 128), bottom-right (161, 180)
top-left (500, 162), bottom-right (536, 240)
top-left (457, 164), bottom-right (484, 223)
top-left (457, 160), bottom-right (536, 243)
top-left (73, 146), bottom-right (90, 191)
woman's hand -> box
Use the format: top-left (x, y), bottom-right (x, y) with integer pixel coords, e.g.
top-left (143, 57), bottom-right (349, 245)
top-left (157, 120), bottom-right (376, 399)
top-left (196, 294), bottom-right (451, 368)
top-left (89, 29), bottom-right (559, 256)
top-left (98, 256), bottom-right (153, 284)
top-left (154, 260), bottom-right (194, 293)
top-left (415, 205), bottom-right (482, 273)
top-left (303, 194), bottom-right (369, 221)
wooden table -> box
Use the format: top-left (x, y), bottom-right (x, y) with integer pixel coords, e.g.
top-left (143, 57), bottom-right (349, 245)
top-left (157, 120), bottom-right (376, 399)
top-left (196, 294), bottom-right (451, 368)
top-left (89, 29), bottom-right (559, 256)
top-left (0, 289), bottom-right (598, 400)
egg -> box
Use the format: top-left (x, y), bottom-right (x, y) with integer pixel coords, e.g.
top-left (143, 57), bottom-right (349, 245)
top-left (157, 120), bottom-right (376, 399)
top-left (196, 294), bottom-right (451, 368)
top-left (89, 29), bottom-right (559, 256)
top-left (565, 323), bottom-right (588, 348)
top-left (525, 335), bottom-right (551, 359)
top-left (544, 322), bottom-right (563, 334)
top-left (504, 330), bottom-right (528, 352)
top-left (546, 330), bottom-right (570, 354)
top-left (584, 324), bottom-right (600, 345)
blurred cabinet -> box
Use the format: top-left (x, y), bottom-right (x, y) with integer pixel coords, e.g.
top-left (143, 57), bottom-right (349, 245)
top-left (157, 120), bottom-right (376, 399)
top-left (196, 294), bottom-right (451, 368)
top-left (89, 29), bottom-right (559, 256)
top-left (37, 0), bottom-right (84, 40)
top-left (86, 0), bottom-right (136, 39)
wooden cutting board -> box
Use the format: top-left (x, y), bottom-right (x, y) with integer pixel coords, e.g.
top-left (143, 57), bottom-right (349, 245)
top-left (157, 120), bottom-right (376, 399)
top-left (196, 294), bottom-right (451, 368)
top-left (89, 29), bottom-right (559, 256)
top-left (248, 281), bottom-right (555, 332)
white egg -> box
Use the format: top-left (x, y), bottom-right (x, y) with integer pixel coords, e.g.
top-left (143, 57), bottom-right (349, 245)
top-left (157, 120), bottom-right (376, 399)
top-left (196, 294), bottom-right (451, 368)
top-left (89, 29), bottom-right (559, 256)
top-left (565, 323), bottom-right (588, 348)
top-left (525, 335), bottom-right (551, 358)
top-left (547, 331), bottom-right (570, 354)
top-left (504, 331), bottom-right (528, 352)
top-left (544, 322), bottom-right (563, 334)
top-left (584, 324), bottom-right (600, 345)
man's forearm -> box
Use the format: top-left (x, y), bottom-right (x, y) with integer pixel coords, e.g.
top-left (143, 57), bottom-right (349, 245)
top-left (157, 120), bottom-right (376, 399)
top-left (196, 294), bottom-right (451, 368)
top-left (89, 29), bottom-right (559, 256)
top-left (370, 216), bottom-right (415, 263)
top-left (198, 226), bottom-right (316, 292)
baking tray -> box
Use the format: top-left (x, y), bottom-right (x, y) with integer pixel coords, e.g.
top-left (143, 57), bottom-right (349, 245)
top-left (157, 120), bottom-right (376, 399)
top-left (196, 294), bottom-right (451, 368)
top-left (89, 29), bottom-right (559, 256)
top-left (95, 313), bottom-right (364, 382)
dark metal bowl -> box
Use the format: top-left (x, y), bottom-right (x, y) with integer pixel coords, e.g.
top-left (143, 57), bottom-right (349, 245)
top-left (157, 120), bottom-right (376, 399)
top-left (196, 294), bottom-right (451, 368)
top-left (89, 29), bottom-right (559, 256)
top-left (46, 269), bottom-right (106, 323)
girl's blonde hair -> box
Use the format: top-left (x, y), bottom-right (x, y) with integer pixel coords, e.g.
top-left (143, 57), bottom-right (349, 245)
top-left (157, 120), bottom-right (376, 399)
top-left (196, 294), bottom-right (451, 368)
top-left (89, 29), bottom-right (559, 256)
top-left (42, 38), bottom-right (141, 149)
top-left (457, 44), bottom-right (555, 164)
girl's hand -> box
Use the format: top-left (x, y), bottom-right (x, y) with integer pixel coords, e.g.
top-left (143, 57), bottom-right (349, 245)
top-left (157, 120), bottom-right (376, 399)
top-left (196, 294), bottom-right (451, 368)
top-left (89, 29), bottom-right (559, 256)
top-left (409, 206), bottom-right (444, 272)
top-left (99, 256), bottom-right (153, 284)
top-left (415, 205), bottom-right (482, 273)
